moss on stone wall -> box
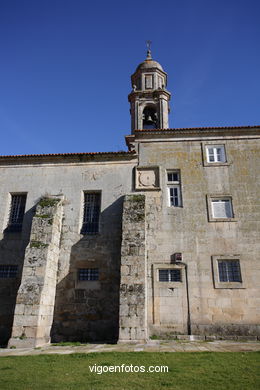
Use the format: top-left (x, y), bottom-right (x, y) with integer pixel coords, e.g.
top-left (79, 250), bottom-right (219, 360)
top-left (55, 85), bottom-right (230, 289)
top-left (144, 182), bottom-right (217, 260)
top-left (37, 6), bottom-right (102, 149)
top-left (35, 214), bottom-right (51, 219)
top-left (38, 198), bottom-right (60, 208)
top-left (131, 195), bottom-right (145, 202)
top-left (30, 241), bottom-right (48, 248)
top-left (35, 214), bottom-right (53, 225)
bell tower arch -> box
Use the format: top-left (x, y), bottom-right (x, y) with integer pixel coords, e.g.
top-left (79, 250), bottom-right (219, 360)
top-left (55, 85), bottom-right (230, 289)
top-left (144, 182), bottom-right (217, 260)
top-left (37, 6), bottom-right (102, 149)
top-left (128, 47), bottom-right (171, 133)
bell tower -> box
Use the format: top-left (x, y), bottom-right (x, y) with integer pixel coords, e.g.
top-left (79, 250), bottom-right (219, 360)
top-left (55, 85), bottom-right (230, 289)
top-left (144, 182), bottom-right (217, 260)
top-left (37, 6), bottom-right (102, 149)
top-left (128, 45), bottom-right (171, 133)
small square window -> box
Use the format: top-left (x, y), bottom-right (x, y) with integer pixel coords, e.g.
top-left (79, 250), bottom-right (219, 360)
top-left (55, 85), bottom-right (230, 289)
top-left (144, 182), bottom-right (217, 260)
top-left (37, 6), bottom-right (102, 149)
top-left (78, 268), bottom-right (99, 281)
top-left (0, 265), bottom-right (18, 278)
top-left (206, 145), bottom-right (226, 163)
top-left (159, 269), bottom-right (182, 282)
top-left (207, 195), bottom-right (236, 222)
top-left (211, 199), bottom-right (233, 219)
top-left (167, 171), bottom-right (182, 207)
top-left (202, 143), bottom-right (229, 167)
top-left (6, 194), bottom-right (27, 232)
top-left (81, 192), bottom-right (101, 234)
top-left (211, 255), bottom-right (244, 289)
top-left (167, 172), bottom-right (179, 182)
top-left (218, 260), bottom-right (242, 282)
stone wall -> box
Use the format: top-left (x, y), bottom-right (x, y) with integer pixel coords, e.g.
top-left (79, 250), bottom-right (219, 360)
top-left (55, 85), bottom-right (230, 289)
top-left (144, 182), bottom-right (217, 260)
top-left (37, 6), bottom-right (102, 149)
top-left (138, 137), bottom-right (260, 337)
top-left (51, 195), bottom-right (124, 343)
top-left (119, 194), bottom-right (147, 341)
top-left (0, 158), bottom-right (137, 345)
top-left (8, 197), bottom-right (63, 348)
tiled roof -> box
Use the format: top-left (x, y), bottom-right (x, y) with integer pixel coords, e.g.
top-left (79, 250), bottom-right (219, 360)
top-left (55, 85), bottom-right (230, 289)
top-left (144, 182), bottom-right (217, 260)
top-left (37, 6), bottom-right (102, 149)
top-left (135, 125), bottom-right (260, 132)
top-left (0, 151), bottom-right (135, 159)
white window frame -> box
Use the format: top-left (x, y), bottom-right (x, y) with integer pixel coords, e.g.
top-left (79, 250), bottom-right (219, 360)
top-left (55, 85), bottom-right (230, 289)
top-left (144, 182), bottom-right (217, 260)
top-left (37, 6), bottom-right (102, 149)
top-left (207, 195), bottom-right (237, 222)
top-left (211, 198), bottom-right (233, 219)
top-left (167, 170), bottom-right (182, 207)
top-left (206, 145), bottom-right (226, 163)
top-left (201, 142), bottom-right (229, 167)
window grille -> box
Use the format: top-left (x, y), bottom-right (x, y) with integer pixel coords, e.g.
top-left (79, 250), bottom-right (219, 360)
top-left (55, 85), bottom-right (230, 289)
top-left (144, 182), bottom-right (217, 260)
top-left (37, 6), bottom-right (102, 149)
top-left (81, 192), bottom-right (101, 234)
top-left (0, 265), bottom-right (18, 278)
top-left (78, 268), bottom-right (99, 281)
top-left (7, 194), bottom-right (27, 232)
top-left (159, 269), bottom-right (182, 282)
top-left (218, 260), bottom-right (242, 282)
top-left (74, 289), bottom-right (86, 300)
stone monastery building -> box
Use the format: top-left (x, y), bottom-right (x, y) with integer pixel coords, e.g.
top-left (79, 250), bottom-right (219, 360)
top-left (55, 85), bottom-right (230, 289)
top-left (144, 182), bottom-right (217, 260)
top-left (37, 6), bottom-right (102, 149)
top-left (0, 49), bottom-right (260, 348)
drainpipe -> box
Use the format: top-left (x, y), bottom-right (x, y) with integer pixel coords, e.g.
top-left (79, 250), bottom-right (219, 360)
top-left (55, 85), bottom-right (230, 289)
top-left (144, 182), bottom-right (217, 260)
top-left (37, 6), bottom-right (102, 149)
top-left (183, 263), bottom-right (191, 335)
top-left (174, 261), bottom-right (191, 335)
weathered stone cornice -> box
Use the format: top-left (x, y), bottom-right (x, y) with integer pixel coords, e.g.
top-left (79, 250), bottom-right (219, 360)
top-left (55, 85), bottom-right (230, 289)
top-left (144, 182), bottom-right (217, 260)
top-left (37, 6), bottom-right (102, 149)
top-left (133, 125), bottom-right (260, 138)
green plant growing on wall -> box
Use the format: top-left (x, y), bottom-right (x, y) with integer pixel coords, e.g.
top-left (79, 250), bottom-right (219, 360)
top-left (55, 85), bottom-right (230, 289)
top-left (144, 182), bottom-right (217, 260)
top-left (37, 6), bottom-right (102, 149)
top-left (30, 241), bottom-right (48, 248)
top-left (38, 198), bottom-right (60, 208)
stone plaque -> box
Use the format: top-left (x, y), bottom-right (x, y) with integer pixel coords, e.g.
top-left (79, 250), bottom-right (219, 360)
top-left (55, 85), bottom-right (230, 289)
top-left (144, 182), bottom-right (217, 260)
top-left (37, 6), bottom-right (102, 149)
top-left (135, 166), bottom-right (160, 190)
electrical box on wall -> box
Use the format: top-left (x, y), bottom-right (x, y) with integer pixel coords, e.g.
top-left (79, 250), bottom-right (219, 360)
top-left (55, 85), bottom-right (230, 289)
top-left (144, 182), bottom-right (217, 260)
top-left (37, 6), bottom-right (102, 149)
top-left (174, 253), bottom-right (182, 263)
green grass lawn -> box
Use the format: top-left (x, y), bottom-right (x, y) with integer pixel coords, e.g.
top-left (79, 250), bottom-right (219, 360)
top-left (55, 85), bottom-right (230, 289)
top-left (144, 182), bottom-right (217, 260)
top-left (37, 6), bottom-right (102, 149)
top-left (0, 352), bottom-right (259, 390)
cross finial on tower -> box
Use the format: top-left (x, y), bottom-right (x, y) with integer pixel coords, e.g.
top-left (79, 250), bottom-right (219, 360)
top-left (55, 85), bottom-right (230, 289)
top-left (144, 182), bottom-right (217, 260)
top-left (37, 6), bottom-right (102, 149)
top-left (146, 40), bottom-right (152, 59)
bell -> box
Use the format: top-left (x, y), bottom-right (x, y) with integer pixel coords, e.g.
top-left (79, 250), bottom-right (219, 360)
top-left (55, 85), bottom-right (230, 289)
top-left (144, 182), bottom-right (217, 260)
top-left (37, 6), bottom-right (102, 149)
top-left (147, 115), bottom-right (153, 123)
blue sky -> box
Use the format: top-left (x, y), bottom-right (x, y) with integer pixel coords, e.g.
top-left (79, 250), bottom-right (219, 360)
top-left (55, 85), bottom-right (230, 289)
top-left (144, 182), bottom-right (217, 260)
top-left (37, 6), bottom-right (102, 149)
top-left (0, 0), bottom-right (259, 155)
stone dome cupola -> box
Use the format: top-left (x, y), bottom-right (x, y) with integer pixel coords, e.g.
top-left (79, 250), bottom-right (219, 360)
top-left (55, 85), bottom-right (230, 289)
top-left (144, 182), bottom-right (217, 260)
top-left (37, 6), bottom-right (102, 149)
top-left (128, 47), bottom-right (171, 133)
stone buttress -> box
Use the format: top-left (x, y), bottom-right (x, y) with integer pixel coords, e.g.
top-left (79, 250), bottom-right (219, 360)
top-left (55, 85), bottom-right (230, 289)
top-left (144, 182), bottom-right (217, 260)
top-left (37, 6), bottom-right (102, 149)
top-left (119, 194), bottom-right (147, 341)
top-left (8, 197), bottom-right (63, 348)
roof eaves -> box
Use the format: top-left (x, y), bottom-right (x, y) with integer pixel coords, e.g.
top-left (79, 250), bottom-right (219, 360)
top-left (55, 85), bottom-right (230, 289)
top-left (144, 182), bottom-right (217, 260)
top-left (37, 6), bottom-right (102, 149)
top-left (0, 151), bottom-right (136, 159)
top-left (134, 125), bottom-right (260, 133)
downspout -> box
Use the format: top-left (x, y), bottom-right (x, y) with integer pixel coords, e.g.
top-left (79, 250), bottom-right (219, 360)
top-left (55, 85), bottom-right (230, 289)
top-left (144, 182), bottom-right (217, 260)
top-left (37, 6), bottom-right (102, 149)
top-left (184, 263), bottom-right (191, 335)
top-left (180, 262), bottom-right (191, 335)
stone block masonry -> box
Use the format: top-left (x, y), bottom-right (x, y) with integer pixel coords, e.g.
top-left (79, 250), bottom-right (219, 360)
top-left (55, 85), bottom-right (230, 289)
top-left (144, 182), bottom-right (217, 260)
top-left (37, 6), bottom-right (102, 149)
top-left (8, 197), bottom-right (63, 348)
top-left (119, 194), bottom-right (147, 341)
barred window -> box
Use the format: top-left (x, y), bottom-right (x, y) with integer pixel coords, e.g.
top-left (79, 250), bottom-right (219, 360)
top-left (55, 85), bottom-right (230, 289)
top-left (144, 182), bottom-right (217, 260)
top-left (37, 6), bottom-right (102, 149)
top-left (159, 269), bottom-right (182, 282)
top-left (78, 268), bottom-right (99, 281)
top-left (6, 194), bottom-right (27, 232)
top-left (0, 265), bottom-right (18, 278)
top-left (218, 260), bottom-right (242, 282)
top-left (81, 192), bottom-right (101, 234)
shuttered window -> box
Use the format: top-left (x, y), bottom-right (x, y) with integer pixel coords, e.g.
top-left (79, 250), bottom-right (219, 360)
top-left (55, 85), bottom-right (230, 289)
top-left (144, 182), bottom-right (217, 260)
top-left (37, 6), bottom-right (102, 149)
top-left (211, 199), bottom-right (233, 219)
